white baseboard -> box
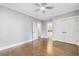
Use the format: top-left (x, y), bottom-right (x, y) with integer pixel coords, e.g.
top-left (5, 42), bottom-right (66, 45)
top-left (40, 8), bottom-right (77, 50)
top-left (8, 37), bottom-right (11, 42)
top-left (43, 37), bottom-right (79, 46)
top-left (54, 40), bottom-right (79, 46)
top-left (0, 40), bottom-right (32, 51)
top-left (0, 39), bottom-right (78, 51)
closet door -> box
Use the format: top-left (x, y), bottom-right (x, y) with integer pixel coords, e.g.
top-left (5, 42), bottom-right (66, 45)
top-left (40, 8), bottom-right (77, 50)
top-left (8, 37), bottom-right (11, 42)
top-left (53, 17), bottom-right (77, 55)
top-left (32, 22), bottom-right (38, 41)
top-left (75, 16), bottom-right (79, 55)
top-left (53, 19), bottom-right (66, 42)
top-left (78, 17), bottom-right (79, 46)
top-left (53, 17), bottom-right (76, 44)
top-left (77, 16), bottom-right (79, 55)
top-left (63, 17), bottom-right (76, 44)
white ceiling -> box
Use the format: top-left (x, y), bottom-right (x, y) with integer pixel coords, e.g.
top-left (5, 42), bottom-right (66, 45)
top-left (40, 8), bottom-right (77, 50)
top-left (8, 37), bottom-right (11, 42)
top-left (0, 3), bottom-right (79, 20)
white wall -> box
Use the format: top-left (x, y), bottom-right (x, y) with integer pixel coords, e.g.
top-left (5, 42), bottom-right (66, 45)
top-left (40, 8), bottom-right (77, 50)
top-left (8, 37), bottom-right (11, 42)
top-left (0, 5), bottom-right (40, 49)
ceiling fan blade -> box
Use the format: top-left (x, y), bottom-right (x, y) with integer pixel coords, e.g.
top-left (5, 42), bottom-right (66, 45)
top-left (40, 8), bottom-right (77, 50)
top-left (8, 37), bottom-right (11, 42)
top-left (41, 3), bottom-right (47, 5)
top-left (45, 6), bottom-right (54, 9)
top-left (33, 3), bottom-right (40, 7)
top-left (35, 9), bottom-right (40, 11)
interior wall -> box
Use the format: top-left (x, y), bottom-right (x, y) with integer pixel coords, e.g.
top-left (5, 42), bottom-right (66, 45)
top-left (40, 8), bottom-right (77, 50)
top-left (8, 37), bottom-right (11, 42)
top-left (0, 5), bottom-right (40, 49)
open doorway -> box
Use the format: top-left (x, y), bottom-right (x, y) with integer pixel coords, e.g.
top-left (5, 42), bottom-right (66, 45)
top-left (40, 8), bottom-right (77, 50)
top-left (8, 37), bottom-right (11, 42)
top-left (32, 22), bottom-right (42, 55)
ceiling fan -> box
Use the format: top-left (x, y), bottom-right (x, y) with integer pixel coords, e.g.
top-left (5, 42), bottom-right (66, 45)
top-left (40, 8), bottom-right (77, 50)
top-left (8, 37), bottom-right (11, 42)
top-left (33, 3), bottom-right (54, 14)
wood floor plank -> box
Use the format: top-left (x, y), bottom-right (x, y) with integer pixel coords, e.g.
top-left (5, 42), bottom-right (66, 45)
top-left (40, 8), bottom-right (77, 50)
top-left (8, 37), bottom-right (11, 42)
top-left (0, 39), bottom-right (78, 56)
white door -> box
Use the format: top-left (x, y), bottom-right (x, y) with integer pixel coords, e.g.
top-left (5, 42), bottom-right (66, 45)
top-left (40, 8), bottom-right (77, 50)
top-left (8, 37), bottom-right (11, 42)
top-left (63, 17), bottom-right (76, 44)
top-left (32, 22), bottom-right (38, 41)
top-left (53, 20), bottom-right (66, 42)
top-left (53, 17), bottom-right (77, 44)
top-left (78, 16), bottom-right (79, 54)
top-left (77, 16), bottom-right (79, 45)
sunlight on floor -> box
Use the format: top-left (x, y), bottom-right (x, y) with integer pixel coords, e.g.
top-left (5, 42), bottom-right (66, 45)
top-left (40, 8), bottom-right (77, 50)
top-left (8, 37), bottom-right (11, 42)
top-left (47, 32), bottom-right (54, 55)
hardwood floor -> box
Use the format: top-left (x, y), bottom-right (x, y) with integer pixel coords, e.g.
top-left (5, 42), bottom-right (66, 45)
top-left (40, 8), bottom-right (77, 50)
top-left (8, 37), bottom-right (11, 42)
top-left (0, 38), bottom-right (78, 56)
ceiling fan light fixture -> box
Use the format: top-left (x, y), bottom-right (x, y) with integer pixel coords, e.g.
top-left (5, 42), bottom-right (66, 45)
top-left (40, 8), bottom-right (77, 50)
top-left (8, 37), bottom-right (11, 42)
top-left (34, 3), bottom-right (54, 14)
top-left (41, 7), bottom-right (45, 11)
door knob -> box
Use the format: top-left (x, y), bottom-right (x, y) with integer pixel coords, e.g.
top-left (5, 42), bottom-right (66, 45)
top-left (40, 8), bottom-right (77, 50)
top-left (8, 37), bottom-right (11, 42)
top-left (62, 32), bottom-right (67, 34)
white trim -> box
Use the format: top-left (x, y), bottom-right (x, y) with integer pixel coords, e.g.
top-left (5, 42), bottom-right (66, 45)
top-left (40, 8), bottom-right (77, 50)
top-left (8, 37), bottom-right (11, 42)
top-left (54, 40), bottom-right (79, 46)
top-left (0, 38), bottom-right (78, 51)
top-left (0, 40), bottom-right (32, 51)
